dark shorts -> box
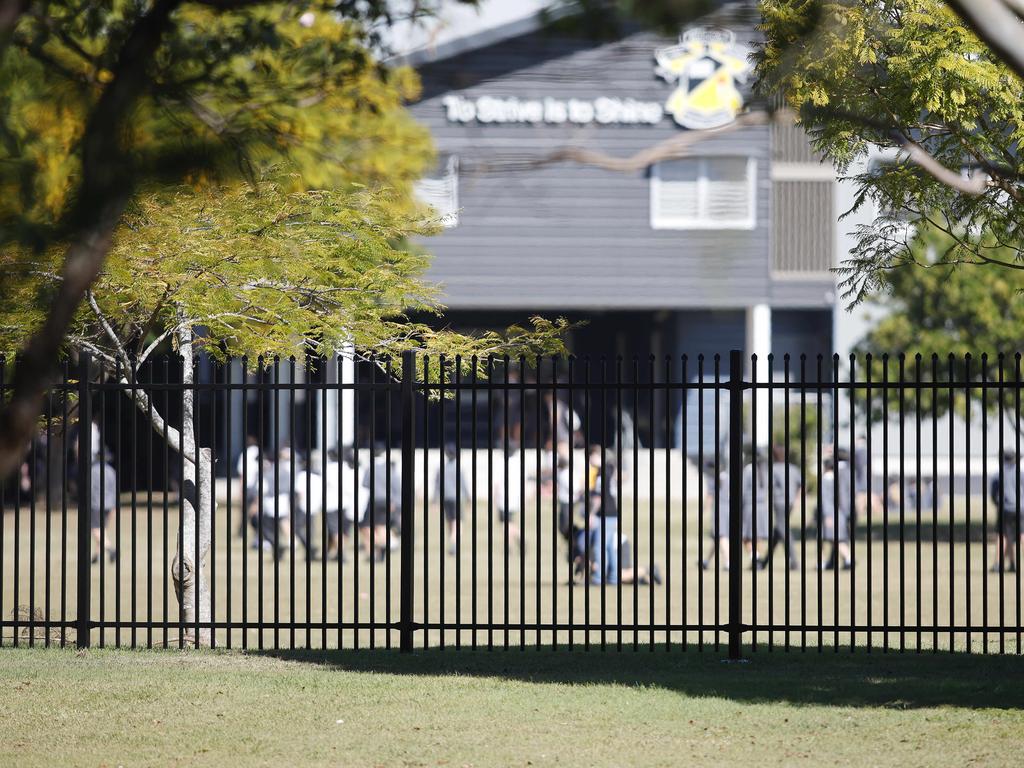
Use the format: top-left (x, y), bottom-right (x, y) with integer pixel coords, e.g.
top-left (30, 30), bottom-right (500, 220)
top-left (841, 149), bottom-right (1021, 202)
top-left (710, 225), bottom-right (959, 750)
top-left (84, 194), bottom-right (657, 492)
top-left (497, 506), bottom-right (517, 523)
top-left (999, 508), bottom-right (1023, 538)
top-left (90, 506), bottom-right (110, 530)
top-left (443, 499), bottom-right (461, 522)
top-left (360, 501), bottom-right (391, 528)
top-left (325, 510), bottom-right (352, 538)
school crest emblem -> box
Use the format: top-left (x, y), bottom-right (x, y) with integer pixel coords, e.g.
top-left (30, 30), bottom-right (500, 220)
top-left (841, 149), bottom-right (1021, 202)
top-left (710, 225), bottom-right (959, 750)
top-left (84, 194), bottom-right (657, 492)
top-left (655, 28), bottom-right (752, 130)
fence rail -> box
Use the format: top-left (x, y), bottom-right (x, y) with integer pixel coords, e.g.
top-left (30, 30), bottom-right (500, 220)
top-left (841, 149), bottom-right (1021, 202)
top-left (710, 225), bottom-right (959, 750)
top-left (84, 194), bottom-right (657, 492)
top-left (1, 349), bottom-right (1022, 655)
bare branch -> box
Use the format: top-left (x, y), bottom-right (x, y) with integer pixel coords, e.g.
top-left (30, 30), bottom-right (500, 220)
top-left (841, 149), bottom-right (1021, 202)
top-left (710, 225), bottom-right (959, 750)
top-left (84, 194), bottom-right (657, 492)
top-left (494, 112), bottom-right (770, 174)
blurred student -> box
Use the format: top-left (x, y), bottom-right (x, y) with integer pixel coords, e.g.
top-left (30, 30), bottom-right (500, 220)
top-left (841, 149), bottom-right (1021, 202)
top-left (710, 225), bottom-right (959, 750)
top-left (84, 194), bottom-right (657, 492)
top-left (741, 451), bottom-right (769, 566)
top-left (293, 452), bottom-right (321, 561)
top-left (255, 445), bottom-right (293, 559)
top-left (236, 435), bottom-right (261, 537)
top-left (990, 448), bottom-right (1024, 573)
top-left (555, 440), bottom-right (578, 542)
top-left (760, 445), bottom-right (802, 570)
top-left (702, 458), bottom-right (730, 571)
top-left (432, 442), bottom-right (471, 555)
top-left (362, 442), bottom-right (400, 561)
top-left (818, 451), bottom-right (853, 570)
top-left (587, 458), bottom-right (619, 585)
top-left (90, 450), bottom-right (117, 564)
top-left (322, 447), bottom-right (361, 561)
top-left (494, 442), bottom-right (523, 553)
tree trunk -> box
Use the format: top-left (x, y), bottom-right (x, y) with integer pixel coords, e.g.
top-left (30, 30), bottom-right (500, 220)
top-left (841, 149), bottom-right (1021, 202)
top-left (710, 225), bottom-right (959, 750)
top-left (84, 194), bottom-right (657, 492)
top-left (169, 325), bottom-right (213, 646)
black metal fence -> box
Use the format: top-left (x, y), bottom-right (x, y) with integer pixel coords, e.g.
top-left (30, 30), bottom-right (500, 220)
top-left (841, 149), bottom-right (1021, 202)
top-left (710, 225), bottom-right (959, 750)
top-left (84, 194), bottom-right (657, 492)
top-left (1, 349), bottom-right (1022, 655)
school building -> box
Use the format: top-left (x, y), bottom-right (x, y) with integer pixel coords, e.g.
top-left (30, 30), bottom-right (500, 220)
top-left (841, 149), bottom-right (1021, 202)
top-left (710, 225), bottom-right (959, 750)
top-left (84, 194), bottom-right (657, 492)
top-left (402, 1), bottom-right (852, 374)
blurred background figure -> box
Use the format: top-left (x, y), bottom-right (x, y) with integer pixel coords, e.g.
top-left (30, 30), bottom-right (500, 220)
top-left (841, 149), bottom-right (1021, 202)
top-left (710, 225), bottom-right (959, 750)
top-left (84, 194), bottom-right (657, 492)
top-left (702, 457), bottom-right (730, 571)
top-left (818, 451), bottom-right (853, 570)
top-left (760, 445), bottom-right (802, 571)
top-left (433, 442), bottom-right (470, 555)
top-left (990, 448), bottom-right (1024, 573)
top-left (236, 435), bottom-right (261, 537)
top-left (90, 449), bottom-right (117, 564)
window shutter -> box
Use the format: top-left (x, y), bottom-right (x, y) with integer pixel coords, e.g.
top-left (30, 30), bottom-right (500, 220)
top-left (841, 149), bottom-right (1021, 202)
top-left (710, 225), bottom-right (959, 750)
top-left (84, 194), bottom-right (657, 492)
top-left (414, 155), bottom-right (459, 228)
top-left (705, 158), bottom-right (751, 222)
top-left (654, 159), bottom-right (700, 223)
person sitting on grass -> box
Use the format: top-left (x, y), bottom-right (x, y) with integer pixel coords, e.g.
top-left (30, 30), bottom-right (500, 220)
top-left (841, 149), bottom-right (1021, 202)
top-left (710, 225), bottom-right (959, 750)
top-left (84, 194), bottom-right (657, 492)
top-left (989, 448), bottom-right (1024, 573)
top-left (587, 458), bottom-right (620, 586)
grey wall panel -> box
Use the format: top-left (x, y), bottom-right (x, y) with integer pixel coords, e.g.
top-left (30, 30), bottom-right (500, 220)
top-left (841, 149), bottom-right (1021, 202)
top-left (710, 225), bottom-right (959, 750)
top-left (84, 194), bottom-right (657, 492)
top-left (409, 14), bottom-right (832, 312)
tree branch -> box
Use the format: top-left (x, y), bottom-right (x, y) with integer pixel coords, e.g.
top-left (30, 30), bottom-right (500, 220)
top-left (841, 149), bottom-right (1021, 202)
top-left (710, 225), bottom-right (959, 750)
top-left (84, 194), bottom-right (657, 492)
top-left (485, 111), bottom-right (770, 174)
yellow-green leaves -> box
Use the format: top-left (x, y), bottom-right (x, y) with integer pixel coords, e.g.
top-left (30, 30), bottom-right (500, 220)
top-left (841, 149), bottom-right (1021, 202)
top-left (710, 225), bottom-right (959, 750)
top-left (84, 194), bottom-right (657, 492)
top-left (759, 0), bottom-right (1024, 303)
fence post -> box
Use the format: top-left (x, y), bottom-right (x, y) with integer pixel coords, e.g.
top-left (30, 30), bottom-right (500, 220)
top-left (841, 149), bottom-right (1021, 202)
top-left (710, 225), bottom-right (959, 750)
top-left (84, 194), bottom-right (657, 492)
top-left (76, 352), bottom-right (92, 649)
top-left (728, 349), bottom-right (743, 660)
top-left (399, 350), bottom-right (416, 652)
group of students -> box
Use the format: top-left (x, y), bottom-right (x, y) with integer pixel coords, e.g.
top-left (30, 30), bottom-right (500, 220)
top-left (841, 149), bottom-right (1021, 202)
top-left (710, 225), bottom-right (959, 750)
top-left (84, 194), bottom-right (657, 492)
top-left (702, 445), bottom-right (853, 572)
top-left (701, 443), bottom-right (1024, 574)
top-left (236, 438), bottom-right (400, 562)
top-left (429, 440), bottom-right (662, 587)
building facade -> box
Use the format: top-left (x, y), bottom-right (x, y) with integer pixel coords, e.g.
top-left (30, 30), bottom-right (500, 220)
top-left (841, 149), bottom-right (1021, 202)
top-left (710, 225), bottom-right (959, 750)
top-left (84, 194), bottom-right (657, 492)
top-left (405, 3), bottom-right (840, 371)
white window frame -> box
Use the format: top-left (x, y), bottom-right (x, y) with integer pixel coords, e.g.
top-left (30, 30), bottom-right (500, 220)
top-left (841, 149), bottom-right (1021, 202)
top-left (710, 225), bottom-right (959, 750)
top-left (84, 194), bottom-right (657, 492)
top-left (649, 156), bottom-right (757, 230)
top-left (414, 154), bottom-right (459, 228)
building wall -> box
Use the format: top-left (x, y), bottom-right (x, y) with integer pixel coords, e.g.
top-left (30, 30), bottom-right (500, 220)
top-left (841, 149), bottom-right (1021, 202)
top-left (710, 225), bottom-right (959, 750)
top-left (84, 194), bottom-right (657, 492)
top-left (410, 20), bottom-right (835, 312)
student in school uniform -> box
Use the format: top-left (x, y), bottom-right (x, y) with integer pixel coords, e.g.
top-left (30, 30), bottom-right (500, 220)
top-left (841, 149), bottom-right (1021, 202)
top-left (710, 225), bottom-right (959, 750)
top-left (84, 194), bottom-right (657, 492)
top-left (90, 450), bottom-right (118, 564)
top-left (362, 442), bottom-right (400, 561)
top-left (741, 451), bottom-right (770, 567)
top-left (587, 459), bottom-right (620, 586)
top-left (760, 445), bottom-right (802, 570)
top-left (493, 442), bottom-right (523, 553)
top-left (255, 445), bottom-right (293, 559)
top-left (293, 453), bottom-right (322, 561)
top-left (321, 447), bottom-right (361, 562)
top-left (818, 451), bottom-right (853, 570)
top-left (702, 458), bottom-right (731, 571)
top-left (989, 448), bottom-right (1024, 573)
top-left (235, 435), bottom-right (261, 537)
top-left (432, 442), bottom-right (471, 556)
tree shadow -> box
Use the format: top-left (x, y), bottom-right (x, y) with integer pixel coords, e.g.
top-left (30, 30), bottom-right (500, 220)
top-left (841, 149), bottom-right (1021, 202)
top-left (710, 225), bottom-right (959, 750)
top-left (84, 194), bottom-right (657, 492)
top-left (259, 644), bottom-right (1024, 711)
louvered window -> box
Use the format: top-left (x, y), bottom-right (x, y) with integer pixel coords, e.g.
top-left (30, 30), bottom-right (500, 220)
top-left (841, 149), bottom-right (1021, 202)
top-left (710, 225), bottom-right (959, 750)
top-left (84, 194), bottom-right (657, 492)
top-left (414, 154), bottom-right (459, 228)
top-left (650, 157), bottom-right (755, 229)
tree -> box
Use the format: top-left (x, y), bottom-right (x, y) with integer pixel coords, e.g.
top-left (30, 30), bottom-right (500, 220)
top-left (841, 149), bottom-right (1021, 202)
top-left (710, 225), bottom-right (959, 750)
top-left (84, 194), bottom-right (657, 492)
top-left (0, 0), bottom-right (473, 478)
top-left (855, 225), bottom-right (1024, 428)
top-left (0, 2), bottom-right (564, 640)
top-left (1, 180), bottom-right (564, 643)
top-left (758, 0), bottom-right (1024, 305)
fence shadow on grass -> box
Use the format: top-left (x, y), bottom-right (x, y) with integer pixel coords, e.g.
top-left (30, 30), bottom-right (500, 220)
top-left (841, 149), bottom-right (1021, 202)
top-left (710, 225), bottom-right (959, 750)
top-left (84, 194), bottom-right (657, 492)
top-left (259, 645), bottom-right (1024, 711)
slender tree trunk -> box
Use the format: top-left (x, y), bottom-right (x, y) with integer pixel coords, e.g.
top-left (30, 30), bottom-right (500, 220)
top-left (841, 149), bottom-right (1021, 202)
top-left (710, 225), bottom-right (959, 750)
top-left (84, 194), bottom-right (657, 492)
top-left (169, 325), bottom-right (213, 646)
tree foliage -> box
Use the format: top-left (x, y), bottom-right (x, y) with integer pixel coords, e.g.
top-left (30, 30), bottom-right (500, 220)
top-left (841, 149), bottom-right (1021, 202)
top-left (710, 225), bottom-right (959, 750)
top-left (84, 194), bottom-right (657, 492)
top-left (856, 225), bottom-right (1024, 422)
top-left (2, 2), bottom-right (439, 244)
top-left (0, 1), bottom-right (566, 478)
top-left (757, 0), bottom-right (1024, 304)
top-left (2, 180), bottom-right (567, 379)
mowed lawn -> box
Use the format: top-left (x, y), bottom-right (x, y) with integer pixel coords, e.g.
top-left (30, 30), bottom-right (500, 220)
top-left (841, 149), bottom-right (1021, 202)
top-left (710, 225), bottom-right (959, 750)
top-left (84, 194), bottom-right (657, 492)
top-left (1, 646), bottom-right (1022, 767)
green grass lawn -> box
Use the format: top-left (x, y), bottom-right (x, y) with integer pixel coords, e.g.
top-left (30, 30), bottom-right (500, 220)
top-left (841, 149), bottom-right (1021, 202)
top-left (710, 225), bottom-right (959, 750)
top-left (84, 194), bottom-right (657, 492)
top-left (1, 647), bottom-right (1022, 767)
